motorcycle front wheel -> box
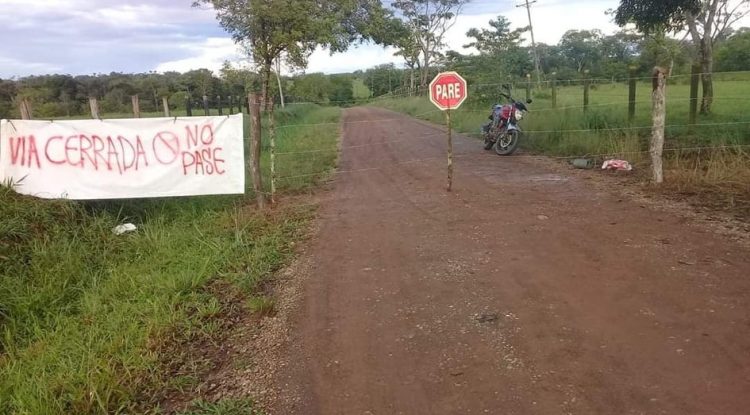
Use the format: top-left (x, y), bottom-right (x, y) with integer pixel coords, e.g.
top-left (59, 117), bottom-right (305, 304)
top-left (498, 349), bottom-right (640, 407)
top-left (495, 130), bottom-right (520, 156)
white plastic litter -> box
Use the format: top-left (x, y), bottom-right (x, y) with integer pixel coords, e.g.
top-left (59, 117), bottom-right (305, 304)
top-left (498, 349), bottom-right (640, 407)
top-left (112, 223), bottom-right (137, 235)
top-left (602, 159), bottom-right (633, 171)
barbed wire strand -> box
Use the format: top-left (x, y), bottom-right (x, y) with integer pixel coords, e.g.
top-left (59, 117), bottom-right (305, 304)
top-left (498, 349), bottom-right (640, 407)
top-left (273, 143), bottom-right (750, 182)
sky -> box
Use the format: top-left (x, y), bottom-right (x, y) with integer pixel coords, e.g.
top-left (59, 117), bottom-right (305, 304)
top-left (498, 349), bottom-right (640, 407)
top-left (0, 0), bottom-right (627, 78)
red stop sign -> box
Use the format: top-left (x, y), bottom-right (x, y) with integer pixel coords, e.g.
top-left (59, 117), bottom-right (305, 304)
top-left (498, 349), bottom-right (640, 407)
top-left (429, 72), bottom-right (468, 110)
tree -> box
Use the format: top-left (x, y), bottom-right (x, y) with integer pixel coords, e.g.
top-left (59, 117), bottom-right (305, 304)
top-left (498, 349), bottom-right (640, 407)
top-left (362, 64), bottom-right (404, 97)
top-left (0, 79), bottom-right (18, 119)
top-left (442, 16), bottom-right (532, 99)
top-left (615, 0), bottom-right (702, 32)
top-left (716, 27), bottom-right (750, 70)
top-left (536, 43), bottom-right (573, 78)
top-left (599, 30), bottom-right (642, 78)
top-left (558, 30), bottom-right (604, 73)
top-left (289, 73), bottom-right (331, 103)
top-left (329, 74), bottom-right (355, 104)
top-left (182, 69), bottom-right (219, 100)
top-left (615, 0), bottom-right (750, 113)
top-left (638, 33), bottom-right (690, 76)
top-left (394, 30), bottom-right (422, 91)
top-left (464, 16), bottom-right (527, 55)
top-left (220, 61), bottom-right (258, 98)
top-left (198, 0), bottom-right (397, 110)
top-left (391, 0), bottom-right (469, 86)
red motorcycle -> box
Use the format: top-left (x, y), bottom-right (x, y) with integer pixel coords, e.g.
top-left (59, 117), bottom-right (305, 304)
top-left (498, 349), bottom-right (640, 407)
top-left (482, 93), bottom-right (530, 155)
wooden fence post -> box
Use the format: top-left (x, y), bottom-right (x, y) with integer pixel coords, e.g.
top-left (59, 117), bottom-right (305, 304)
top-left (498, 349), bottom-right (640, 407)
top-left (446, 107), bottom-right (453, 192)
top-left (249, 93), bottom-right (266, 209)
top-left (19, 98), bottom-right (32, 120)
top-left (583, 70), bottom-right (590, 112)
top-left (217, 95), bottom-right (223, 116)
top-left (162, 97), bottom-right (170, 117)
top-left (689, 64), bottom-right (700, 127)
top-left (551, 72), bottom-right (557, 108)
top-left (202, 95), bottom-right (210, 116)
top-left (186, 97), bottom-right (193, 116)
top-left (628, 66), bottom-right (637, 122)
top-left (89, 97), bottom-right (100, 119)
top-left (228, 96), bottom-right (234, 115)
top-left (651, 67), bottom-right (667, 184)
top-left (268, 96), bottom-right (277, 203)
top-left (131, 95), bottom-right (141, 118)
top-left (525, 73), bottom-right (532, 102)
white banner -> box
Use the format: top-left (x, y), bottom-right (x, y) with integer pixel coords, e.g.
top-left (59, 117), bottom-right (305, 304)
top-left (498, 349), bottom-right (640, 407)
top-left (0, 114), bottom-right (245, 200)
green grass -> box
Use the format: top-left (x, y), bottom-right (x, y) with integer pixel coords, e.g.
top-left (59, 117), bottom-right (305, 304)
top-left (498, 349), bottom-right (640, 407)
top-left (0, 105), bottom-right (341, 414)
top-left (373, 77), bottom-right (750, 218)
top-left (247, 296), bottom-right (275, 316)
top-left (175, 398), bottom-right (263, 415)
top-left (261, 105), bottom-right (341, 192)
top-left (376, 78), bottom-right (750, 158)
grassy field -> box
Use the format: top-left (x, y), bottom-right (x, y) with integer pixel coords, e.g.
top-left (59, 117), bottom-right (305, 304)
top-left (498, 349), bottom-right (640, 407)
top-left (0, 105), bottom-right (341, 414)
top-left (374, 76), bottom-right (750, 218)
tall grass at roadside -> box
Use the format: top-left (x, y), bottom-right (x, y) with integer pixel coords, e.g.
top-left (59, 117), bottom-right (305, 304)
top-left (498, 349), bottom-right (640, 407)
top-left (259, 105), bottom-right (341, 192)
top-left (665, 146), bottom-right (750, 217)
top-left (0, 105), bottom-right (341, 414)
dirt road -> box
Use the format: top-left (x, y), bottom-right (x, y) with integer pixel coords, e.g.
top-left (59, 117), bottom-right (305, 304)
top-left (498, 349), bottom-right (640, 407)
top-left (281, 107), bottom-right (750, 414)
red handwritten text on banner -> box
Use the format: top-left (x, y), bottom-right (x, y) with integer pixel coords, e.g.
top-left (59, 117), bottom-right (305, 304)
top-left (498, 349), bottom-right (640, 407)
top-left (0, 115), bottom-right (244, 200)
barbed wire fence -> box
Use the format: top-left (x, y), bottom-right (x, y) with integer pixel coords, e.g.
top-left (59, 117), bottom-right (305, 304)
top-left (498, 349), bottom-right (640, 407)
top-left (9, 68), bottom-right (750, 204)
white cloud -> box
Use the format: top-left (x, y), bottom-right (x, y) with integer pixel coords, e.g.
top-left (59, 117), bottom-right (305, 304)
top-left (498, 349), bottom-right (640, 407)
top-left (306, 45), bottom-right (402, 74)
top-left (304, 0), bottom-right (621, 74)
top-left (445, 0), bottom-right (621, 51)
top-left (0, 56), bottom-right (63, 78)
top-left (4, 0), bottom-right (750, 77)
top-left (154, 38), bottom-right (244, 73)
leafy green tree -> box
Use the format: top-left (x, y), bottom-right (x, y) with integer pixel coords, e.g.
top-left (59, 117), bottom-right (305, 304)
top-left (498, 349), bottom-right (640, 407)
top-left (290, 73), bottom-right (331, 103)
top-left (182, 69), bottom-right (217, 97)
top-left (461, 15), bottom-right (532, 79)
top-left (536, 43), bottom-right (573, 78)
top-left (0, 79), bottom-right (18, 118)
top-left (615, 0), bottom-right (750, 113)
top-left (615, 0), bottom-right (702, 32)
top-left (362, 64), bottom-right (403, 97)
top-left (558, 30), bottom-right (604, 74)
top-left (391, 0), bottom-right (469, 86)
top-left (329, 74), bottom-right (355, 104)
top-left (716, 27), bottom-right (750, 70)
top-left (637, 33), bottom-right (691, 76)
top-left (220, 61), bottom-right (259, 98)
top-left (393, 30), bottom-right (422, 91)
top-left (464, 16), bottom-right (527, 55)
top-left (198, 0), bottom-right (398, 110)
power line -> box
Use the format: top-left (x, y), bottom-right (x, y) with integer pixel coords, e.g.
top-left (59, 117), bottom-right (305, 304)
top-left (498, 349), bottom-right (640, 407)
top-left (517, 0), bottom-right (542, 88)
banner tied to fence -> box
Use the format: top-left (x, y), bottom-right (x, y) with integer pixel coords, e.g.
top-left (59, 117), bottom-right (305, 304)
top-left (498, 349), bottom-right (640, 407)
top-left (0, 114), bottom-right (245, 200)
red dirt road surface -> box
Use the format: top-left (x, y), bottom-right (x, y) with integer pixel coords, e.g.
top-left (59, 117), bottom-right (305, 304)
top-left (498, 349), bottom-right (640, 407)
top-left (282, 107), bottom-right (750, 414)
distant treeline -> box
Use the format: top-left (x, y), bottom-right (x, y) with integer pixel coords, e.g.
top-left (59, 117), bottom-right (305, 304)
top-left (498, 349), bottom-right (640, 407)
top-left (3, 26), bottom-right (750, 119)
top-left (0, 63), bottom-right (366, 119)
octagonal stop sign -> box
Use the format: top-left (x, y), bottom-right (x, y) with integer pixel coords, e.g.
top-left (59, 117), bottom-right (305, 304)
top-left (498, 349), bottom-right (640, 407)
top-left (429, 72), bottom-right (468, 111)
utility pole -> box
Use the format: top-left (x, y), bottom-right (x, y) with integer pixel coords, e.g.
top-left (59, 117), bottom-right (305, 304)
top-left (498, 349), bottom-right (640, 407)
top-left (517, 0), bottom-right (542, 88)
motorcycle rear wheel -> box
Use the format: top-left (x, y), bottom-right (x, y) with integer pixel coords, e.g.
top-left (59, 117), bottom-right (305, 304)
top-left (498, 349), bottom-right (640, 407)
top-left (495, 130), bottom-right (520, 156)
